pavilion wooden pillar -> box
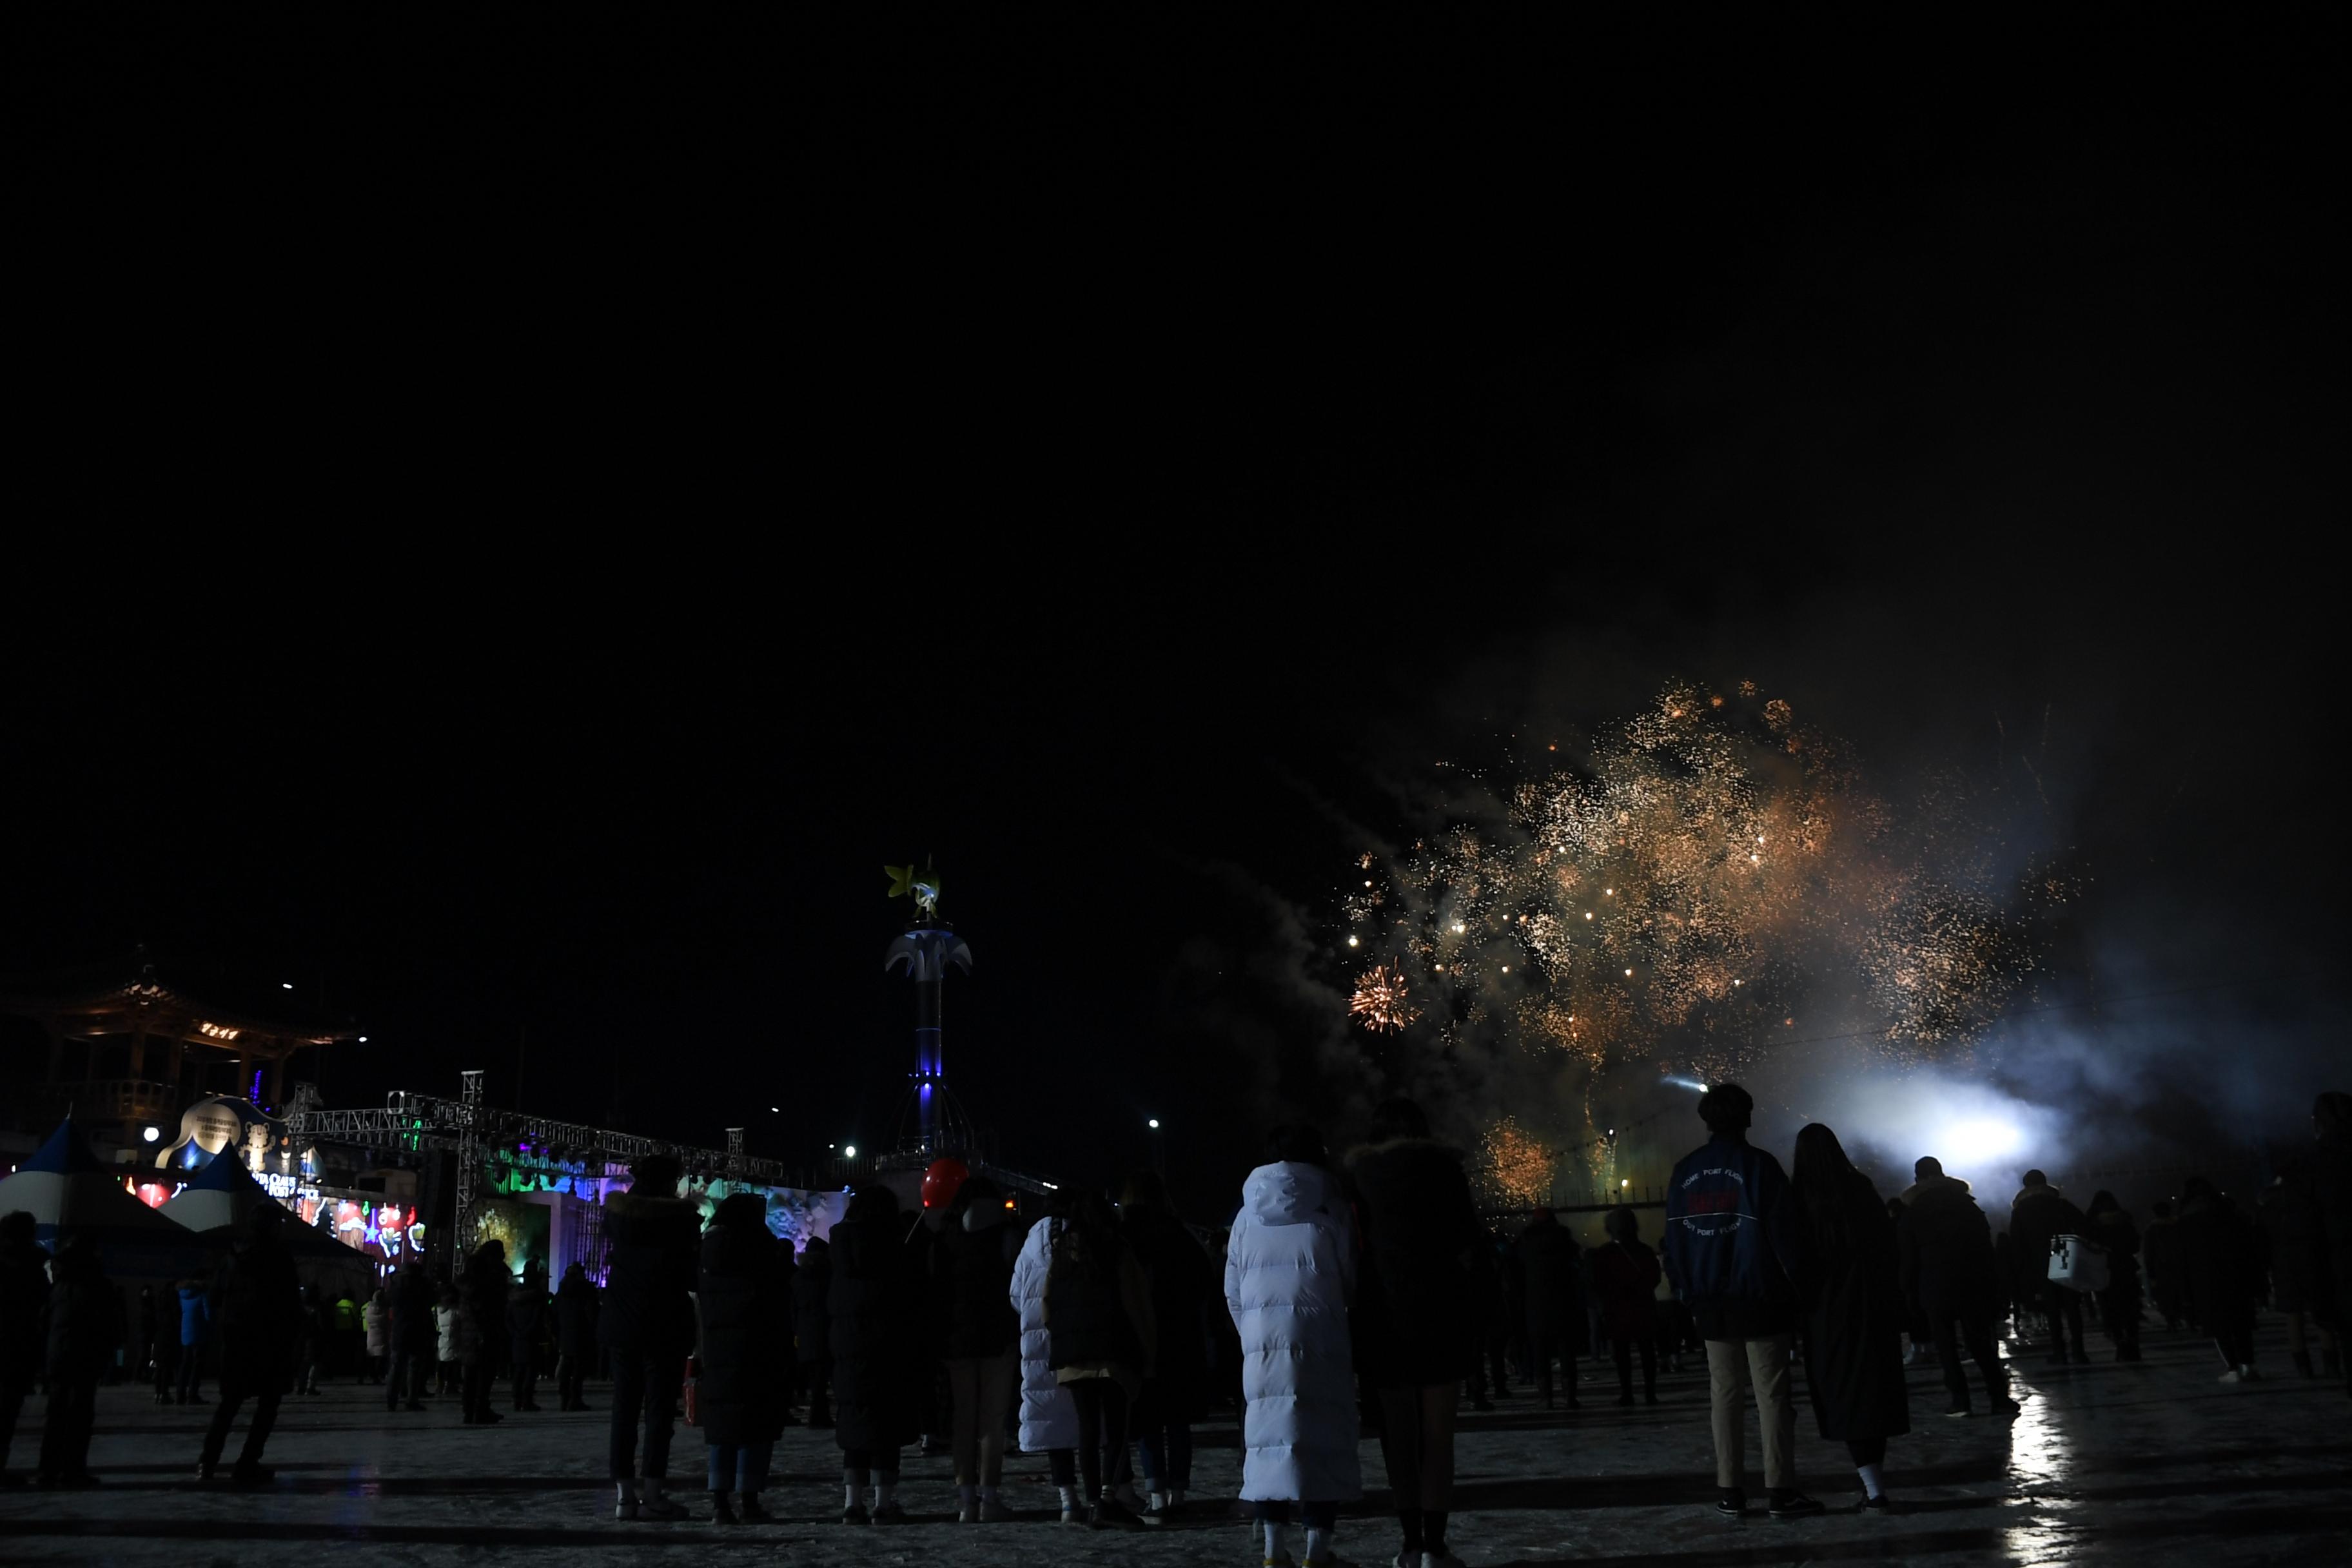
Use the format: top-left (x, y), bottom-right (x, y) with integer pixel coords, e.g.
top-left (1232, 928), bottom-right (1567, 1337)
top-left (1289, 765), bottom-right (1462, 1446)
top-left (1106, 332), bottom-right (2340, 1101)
top-left (268, 1047), bottom-right (288, 1108)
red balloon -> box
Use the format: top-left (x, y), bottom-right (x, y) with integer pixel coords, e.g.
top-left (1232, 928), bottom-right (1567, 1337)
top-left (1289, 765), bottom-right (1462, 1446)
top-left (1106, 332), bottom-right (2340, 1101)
top-left (921, 1157), bottom-right (970, 1210)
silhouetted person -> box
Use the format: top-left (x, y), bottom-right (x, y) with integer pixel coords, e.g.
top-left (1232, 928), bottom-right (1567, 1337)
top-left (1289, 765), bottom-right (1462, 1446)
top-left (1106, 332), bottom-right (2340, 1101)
top-left (1661, 1083), bottom-right (1818, 1519)
top-left (602, 1153), bottom-right (699, 1520)
top-left (932, 1175), bottom-right (1021, 1522)
top-left (458, 1239), bottom-right (509, 1424)
top-left (1591, 1207), bottom-right (1663, 1406)
top-left (2008, 1170), bottom-right (2089, 1364)
top-left (0, 1210), bottom-right (51, 1486)
top-left (2309, 1092), bottom-right (2352, 1395)
top-left (37, 1236), bottom-right (119, 1487)
top-left (387, 1262), bottom-right (436, 1410)
top-left (294, 1283), bottom-right (325, 1395)
top-left (1792, 1124), bottom-right (1910, 1511)
top-left (793, 1237), bottom-right (834, 1427)
top-left (1464, 1231), bottom-right (1509, 1409)
top-left (507, 1259), bottom-right (547, 1412)
top-left (2142, 1199), bottom-right (2185, 1329)
top-left (1010, 1199), bottom-right (1083, 1520)
top-left (197, 1203), bottom-right (299, 1485)
top-left (2177, 1176), bottom-right (2264, 1381)
top-left (1119, 1168), bottom-right (1216, 1524)
top-left (1048, 1189), bottom-right (1155, 1530)
top-left (697, 1192), bottom-right (794, 1523)
top-left (2083, 1191), bottom-right (2143, 1362)
top-left (1349, 1097), bottom-right (1480, 1567)
top-left (1898, 1157), bottom-right (2015, 1418)
top-left (175, 1274), bottom-right (210, 1404)
top-left (553, 1262), bottom-right (599, 1411)
top-left (1516, 1208), bottom-right (1585, 1411)
top-left (829, 1184), bottom-right (921, 1524)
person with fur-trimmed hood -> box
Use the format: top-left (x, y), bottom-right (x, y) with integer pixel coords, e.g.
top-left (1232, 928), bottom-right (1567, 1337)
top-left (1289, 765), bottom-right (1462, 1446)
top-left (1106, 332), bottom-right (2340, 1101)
top-left (600, 1154), bottom-right (701, 1521)
top-left (2008, 1171), bottom-right (2089, 1364)
top-left (1897, 1157), bottom-right (2015, 1418)
top-left (1349, 1097), bottom-right (1481, 1568)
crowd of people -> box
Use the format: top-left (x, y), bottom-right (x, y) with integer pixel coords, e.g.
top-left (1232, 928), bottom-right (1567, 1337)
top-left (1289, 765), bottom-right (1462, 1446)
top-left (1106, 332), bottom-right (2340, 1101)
top-left (1, 1088), bottom-right (2348, 1568)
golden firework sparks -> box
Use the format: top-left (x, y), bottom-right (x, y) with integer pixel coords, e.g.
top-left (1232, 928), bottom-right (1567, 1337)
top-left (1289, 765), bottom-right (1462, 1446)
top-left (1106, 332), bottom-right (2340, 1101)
top-left (1349, 961), bottom-right (1420, 1033)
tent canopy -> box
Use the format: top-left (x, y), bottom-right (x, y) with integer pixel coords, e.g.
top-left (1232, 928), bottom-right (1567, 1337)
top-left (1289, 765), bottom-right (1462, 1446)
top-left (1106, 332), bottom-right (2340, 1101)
top-left (158, 1146), bottom-right (274, 1234)
top-left (0, 1119), bottom-right (217, 1281)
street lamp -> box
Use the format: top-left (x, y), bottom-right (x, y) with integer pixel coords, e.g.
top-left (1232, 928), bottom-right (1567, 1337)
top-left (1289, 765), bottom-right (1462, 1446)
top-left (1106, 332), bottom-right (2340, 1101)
top-left (1148, 1118), bottom-right (1160, 1130)
top-left (842, 1144), bottom-right (858, 1159)
top-left (141, 1126), bottom-right (160, 1143)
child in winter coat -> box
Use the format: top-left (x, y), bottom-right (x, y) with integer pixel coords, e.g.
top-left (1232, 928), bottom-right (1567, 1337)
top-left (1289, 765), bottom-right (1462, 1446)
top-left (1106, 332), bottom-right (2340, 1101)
top-left (1224, 1124), bottom-right (1360, 1568)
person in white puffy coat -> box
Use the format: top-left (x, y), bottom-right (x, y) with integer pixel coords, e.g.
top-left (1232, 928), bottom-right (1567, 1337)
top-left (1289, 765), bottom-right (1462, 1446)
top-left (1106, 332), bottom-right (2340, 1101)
top-left (1225, 1126), bottom-right (1361, 1567)
top-left (1010, 1210), bottom-right (1085, 1521)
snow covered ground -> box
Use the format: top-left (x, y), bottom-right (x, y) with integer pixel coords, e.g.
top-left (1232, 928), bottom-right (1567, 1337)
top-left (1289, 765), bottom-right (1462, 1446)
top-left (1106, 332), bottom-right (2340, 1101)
top-left (3, 1316), bottom-right (2344, 1566)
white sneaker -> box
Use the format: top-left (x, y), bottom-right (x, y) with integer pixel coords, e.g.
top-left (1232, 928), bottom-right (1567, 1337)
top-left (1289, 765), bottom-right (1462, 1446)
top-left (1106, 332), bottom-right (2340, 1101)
top-left (2217, 1367), bottom-right (2246, 1384)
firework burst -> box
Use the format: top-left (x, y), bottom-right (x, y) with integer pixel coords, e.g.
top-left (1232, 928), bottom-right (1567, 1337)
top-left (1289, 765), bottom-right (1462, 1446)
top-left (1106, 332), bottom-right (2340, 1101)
top-left (1337, 681), bottom-right (2075, 1152)
top-left (1349, 961), bottom-right (1420, 1033)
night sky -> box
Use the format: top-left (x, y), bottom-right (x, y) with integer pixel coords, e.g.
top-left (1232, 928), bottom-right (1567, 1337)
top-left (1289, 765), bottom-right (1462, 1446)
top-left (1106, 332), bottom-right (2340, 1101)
top-left (10, 10), bottom-right (2341, 1215)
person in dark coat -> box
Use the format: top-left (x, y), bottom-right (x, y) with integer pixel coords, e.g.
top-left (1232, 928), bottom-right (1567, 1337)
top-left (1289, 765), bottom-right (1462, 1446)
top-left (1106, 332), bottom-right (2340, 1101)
top-left (1790, 1124), bottom-right (1909, 1511)
top-left (2008, 1171), bottom-right (2090, 1364)
top-left (506, 1259), bottom-right (548, 1412)
top-left (696, 1192), bottom-right (794, 1522)
top-left (1347, 1098), bottom-right (1480, 1567)
top-left (1590, 1206), bottom-right (1663, 1406)
top-left (35, 1236), bottom-right (119, 1487)
top-left (930, 1175), bottom-right (1023, 1522)
top-left (458, 1239), bottom-right (509, 1426)
top-left (2258, 1161), bottom-right (2338, 1380)
top-left (1464, 1231), bottom-right (1508, 1409)
top-left (601, 1154), bottom-right (701, 1520)
top-left (2309, 1091), bottom-right (2352, 1396)
top-left (386, 1262), bottom-right (436, 1411)
top-left (0, 1211), bottom-right (53, 1485)
top-left (294, 1283), bottom-right (326, 1396)
top-left (793, 1236), bottom-right (834, 1427)
top-left (175, 1275), bottom-right (210, 1405)
top-left (197, 1203), bottom-right (299, 1485)
top-left (1516, 1208), bottom-right (1587, 1411)
top-left (1661, 1083), bottom-right (1818, 1519)
top-left (1119, 1169), bottom-right (1215, 1522)
top-left (1047, 1188), bottom-right (1155, 1531)
top-left (553, 1262), bottom-right (599, 1411)
top-left (1897, 1158), bottom-right (2015, 1417)
top-left (2142, 1199), bottom-right (2185, 1329)
top-left (2176, 1175), bottom-right (2264, 1380)
top-left (2082, 1191), bottom-right (2143, 1362)
top-left (829, 1184), bottom-right (921, 1524)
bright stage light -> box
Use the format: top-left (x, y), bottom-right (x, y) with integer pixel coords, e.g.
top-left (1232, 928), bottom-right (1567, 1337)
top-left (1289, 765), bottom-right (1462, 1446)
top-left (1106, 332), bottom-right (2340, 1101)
top-left (1945, 1117), bottom-right (2024, 1166)
top-left (842, 1144), bottom-right (858, 1159)
top-left (1148, 1119), bottom-right (1161, 1130)
top-left (142, 1126), bottom-right (160, 1143)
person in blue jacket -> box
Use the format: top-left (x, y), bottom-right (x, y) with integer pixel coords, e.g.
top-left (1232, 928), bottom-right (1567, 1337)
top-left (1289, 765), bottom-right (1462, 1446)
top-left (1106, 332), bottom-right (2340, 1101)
top-left (1660, 1083), bottom-right (1821, 1521)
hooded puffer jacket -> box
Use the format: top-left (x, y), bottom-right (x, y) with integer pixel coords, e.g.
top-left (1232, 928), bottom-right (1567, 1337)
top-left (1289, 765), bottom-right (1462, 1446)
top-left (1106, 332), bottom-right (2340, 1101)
top-left (1010, 1215), bottom-right (1080, 1453)
top-left (1223, 1161), bottom-right (1361, 1504)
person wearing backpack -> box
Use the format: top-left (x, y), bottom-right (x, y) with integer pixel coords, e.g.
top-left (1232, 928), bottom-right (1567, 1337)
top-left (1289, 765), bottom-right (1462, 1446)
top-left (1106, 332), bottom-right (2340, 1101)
top-left (196, 1204), bottom-right (299, 1485)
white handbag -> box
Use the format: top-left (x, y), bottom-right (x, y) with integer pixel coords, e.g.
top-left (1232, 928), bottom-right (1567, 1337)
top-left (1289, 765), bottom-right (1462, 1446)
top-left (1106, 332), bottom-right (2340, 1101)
top-left (2047, 1233), bottom-right (2110, 1293)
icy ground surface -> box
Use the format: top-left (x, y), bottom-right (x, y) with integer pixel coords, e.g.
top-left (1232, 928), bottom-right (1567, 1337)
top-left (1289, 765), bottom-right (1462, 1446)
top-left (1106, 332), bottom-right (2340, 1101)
top-left (3, 1318), bottom-right (2345, 1567)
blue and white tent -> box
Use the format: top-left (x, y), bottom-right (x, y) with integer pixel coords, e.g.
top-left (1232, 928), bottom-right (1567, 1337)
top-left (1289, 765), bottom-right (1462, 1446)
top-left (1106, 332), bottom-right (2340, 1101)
top-left (0, 1119), bottom-right (216, 1280)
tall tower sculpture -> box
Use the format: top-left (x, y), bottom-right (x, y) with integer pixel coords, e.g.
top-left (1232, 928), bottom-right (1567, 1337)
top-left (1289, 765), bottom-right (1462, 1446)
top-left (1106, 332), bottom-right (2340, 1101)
top-left (884, 861), bottom-right (972, 1153)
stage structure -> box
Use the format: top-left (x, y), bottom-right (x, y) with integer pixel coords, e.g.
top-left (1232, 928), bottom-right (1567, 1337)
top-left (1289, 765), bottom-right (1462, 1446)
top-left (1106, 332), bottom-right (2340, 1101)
top-left (280, 1079), bottom-right (842, 1277)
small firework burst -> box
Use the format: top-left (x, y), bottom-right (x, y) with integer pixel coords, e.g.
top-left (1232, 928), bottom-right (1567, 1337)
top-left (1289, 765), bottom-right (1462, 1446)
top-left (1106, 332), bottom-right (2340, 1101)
top-left (1476, 1116), bottom-right (1556, 1208)
top-left (1349, 961), bottom-right (1419, 1033)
